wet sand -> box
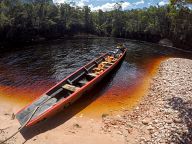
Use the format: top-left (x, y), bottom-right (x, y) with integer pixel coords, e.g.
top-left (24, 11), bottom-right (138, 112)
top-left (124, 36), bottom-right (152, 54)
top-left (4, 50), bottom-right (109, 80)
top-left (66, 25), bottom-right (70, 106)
top-left (0, 58), bottom-right (192, 144)
top-left (0, 100), bottom-right (125, 144)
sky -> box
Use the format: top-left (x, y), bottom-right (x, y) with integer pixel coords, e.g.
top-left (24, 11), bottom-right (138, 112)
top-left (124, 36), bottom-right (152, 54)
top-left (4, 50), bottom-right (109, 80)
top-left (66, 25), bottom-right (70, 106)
top-left (53, 0), bottom-right (170, 11)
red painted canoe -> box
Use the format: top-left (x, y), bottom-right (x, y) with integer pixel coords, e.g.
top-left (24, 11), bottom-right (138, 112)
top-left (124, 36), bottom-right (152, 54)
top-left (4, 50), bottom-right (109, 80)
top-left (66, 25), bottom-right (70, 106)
top-left (16, 47), bottom-right (127, 127)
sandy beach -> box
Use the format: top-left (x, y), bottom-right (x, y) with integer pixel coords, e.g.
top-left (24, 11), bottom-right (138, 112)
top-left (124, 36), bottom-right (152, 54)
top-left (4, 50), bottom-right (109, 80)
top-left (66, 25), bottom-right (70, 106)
top-left (0, 58), bottom-right (192, 144)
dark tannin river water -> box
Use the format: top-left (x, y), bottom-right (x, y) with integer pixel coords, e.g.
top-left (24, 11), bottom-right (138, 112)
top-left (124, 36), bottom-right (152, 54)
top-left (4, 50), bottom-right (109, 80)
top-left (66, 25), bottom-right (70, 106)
top-left (0, 38), bottom-right (191, 116)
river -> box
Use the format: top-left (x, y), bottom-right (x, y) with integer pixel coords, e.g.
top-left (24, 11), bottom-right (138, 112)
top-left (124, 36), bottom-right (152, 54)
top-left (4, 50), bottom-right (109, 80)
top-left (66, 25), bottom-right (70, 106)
top-left (0, 37), bottom-right (191, 116)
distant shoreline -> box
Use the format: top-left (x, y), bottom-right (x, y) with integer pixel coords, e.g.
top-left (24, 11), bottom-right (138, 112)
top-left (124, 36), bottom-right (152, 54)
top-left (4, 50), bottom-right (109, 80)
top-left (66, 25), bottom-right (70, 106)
top-left (1, 35), bottom-right (191, 54)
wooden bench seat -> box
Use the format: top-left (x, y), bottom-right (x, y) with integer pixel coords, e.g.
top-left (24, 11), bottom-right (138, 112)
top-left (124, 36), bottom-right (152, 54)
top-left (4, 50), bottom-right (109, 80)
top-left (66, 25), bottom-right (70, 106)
top-left (87, 73), bottom-right (98, 78)
top-left (62, 84), bottom-right (80, 92)
top-left (101, 61), bottom-right (108, 64)
top-left (93, 67), bottom-right (104, 71)
top-left (102, 61), bottom-right (113, 65)
top-left (104, 65), bottom-right (110, 68)
top-left (78, 79), bottom-right (88, 85)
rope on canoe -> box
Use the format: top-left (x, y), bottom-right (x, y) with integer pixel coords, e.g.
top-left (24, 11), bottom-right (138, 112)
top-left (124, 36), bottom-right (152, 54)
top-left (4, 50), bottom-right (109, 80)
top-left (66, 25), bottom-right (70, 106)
top-left (0, 106), bottom-right (39, 144)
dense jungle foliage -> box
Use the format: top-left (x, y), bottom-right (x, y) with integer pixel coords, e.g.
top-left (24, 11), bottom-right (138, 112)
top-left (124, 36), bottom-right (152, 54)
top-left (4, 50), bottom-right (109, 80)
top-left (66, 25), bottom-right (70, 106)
top-left (0, 0), bottom-right (192, 49)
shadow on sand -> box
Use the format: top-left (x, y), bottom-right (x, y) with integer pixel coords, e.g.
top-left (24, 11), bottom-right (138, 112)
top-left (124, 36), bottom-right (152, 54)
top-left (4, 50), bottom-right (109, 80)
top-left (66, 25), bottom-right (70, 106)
top-left (168, 97), bottom-right (192, 144)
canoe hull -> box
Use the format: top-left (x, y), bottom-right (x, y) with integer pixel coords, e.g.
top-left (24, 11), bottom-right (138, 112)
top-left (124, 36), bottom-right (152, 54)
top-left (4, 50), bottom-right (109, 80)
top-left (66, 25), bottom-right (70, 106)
top-left (17, 49), bottom-right (127, 127)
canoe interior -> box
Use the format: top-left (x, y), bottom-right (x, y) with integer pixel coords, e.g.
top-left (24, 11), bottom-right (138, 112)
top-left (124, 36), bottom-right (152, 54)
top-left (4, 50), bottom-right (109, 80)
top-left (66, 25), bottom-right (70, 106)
top-left (16, 48), bottom-right (125, 126)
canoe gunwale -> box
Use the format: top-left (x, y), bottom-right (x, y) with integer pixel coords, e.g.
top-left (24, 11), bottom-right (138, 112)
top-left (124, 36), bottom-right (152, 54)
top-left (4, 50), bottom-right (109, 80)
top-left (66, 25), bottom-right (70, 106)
top-left (16, 53), bottom-right (108, 115)
top-left (16, 49), bottom-right (127, 127)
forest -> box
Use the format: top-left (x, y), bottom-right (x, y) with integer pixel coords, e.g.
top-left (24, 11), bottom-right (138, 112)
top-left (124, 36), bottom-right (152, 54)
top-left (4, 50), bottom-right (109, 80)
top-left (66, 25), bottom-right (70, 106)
top-left (0, 0), bottom-right (192, 50)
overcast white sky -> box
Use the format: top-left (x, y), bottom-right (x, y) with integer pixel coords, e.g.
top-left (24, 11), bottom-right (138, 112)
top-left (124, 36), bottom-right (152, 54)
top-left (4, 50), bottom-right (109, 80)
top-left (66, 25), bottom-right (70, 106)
top-left (53, 0), bottom-right (170, 11)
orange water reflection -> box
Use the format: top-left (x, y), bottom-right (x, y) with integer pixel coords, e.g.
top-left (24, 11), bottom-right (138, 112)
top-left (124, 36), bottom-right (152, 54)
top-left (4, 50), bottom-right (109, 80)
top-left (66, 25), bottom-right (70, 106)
top-left (0, 57), bottom-right (166, 117)
top-left (0, 81), bottom-right (53, 106)
top-left (76, 57), bottom-right (167, 116)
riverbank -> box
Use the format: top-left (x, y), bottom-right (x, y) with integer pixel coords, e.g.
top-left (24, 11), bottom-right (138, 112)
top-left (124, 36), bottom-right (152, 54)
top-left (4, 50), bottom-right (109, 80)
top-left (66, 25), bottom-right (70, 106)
top-left (0, 58), bottom-right (191, 144)
top-left (0, 34), bottom-right (99, 53)
top-left (1, 35), bottom-right (192, 54)
top-left (102, 58), bottom-right (192, 143)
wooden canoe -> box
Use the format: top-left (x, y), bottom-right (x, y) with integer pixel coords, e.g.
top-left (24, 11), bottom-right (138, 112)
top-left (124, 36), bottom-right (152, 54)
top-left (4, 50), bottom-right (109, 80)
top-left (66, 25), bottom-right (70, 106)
top-left (15, 48), bottom-right (127, 127)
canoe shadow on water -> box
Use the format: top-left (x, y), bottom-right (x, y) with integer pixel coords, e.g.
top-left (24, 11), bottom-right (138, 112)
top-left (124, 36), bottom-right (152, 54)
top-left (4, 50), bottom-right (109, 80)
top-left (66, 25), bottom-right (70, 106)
top-left (20, 60), bottom-right (124, 141)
